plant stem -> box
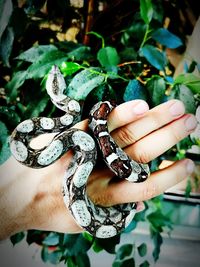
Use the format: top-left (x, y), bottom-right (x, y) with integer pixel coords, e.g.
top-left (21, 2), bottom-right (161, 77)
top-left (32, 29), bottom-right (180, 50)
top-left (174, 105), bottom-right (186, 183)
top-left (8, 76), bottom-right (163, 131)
top-left (81, 66), bottom-right (129, 82)
top-left (140, 24), bottom-right (150, 48)
top-left (86, 31), bottom-right (105, 48)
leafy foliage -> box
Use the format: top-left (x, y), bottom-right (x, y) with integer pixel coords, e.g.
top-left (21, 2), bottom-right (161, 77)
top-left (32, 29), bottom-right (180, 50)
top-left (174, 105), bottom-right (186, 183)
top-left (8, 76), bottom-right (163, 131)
top-left (0, 121), bottom-right (11, 164)
top-left (140, 0), bottom-right (153, 24)
top-left (10, 231), bottom-right (25, 246)
top-left (140, 45), bottom-right (166, 71)
top-left (151, 28), bottom-right (183, 49)
top-left (137, 243), bottom-right (147, 257)
top-left (113, 244), bottom-right (135, 267)
top-left (0, 0), bottom-right (199, 266)
top-left (123, 79), bottom-right (148, 102)
top-left (174, 73), bottom-right (200, 94)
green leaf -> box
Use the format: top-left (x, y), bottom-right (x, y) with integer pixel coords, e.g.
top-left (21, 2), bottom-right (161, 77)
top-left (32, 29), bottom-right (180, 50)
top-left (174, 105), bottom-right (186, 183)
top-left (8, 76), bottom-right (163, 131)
top-left (92, 240), bottom-right (103, 253)
top-left (67, 68), bottom-right (105, 101)
top-left (63, 234), bottom-right (92, 257)
top-left (185, 178), bottom-right (192, 198)
top-left (134, 204), bottom-right (147, 222)
top-left (123, 219), bottom-right (137, 233)
top-left (0, 106), bottom-right (21, 127)
top-left (61, 62), bottom-right (82, 76)
top-left (15, 45), bottom-right (57, 62)
top-left (147, 209), bottom-right (172, 231)
top-left (122, 22), bottom-right (147, 49)
top-left (97, 47), bottom-right (120, 70)
top-left (10, 232), bottom-right (25, 246)
top-left (87, 31), bottom-right (105, 48)
top-left (150, 229), bottom-right (163, 262)
top-left (150, 158), bottom-right (161, 172)
top-left (41, 246), bottom-right (49, 263)
top-left (0, 121), bottom-right (11, 165)
top-left (41, 247), bottom-right (62, 265)
top-left (137, 243), bottom-right (147, 257)
top-left (140, 260), bottom-right (150, 267)
top-left (146, 76), bottom-right (166, 106)
top-left (141, 45), bottom-right (166, 71)
top-left (27, 50), bottom-right (68, 79)
top-left (152, 28), bottom-right (183, 49)
top-left (0, 26), bottom-right (14, 66)
top-left (86, 83), bottom-right (116, 106)
top-left (67, 257), bottom-right (77, 267)
top-left (115, 244), bottom-right (133, 260)
top-left (82, 232), bottom-right (93, 242)
top-left (119, 47), bottom-right (137, 61)
top-left (123, 79), bottom-right (148, 102)
top-left (151, 1), bottom-right (164, 22)
top-left (25, 96), bottom-right (49, 118)
top-left (113, 258), bottom-right (135, 267)
top-left (187, 61), bottom-right (197, 73)
top-left (26, 230), bottom-right (48, 245)
top-left (174, 73), bottom-right (200, 94)
top-left (67, 46), bottom-right (92, 61)
top-left (179, 85), bottom-right (197, 114)
top-left (169, 84), bottom-right (196, 114)
top-left (95, 235), bottom-right (120, 254)
top-left (140, 0), bottom-right (153, 24)
top-left (75, 253), bottom-right (91, 267)
top-left (42, 232), bottom-right (59, 246)
top-left (0, 0), bottom-right (13, 40)
top-left (5, 70), bottom-right (28, 100)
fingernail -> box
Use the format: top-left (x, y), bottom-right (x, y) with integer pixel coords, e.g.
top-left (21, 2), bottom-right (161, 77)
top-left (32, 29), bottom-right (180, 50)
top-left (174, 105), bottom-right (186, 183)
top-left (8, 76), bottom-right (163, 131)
top-left (184, 115), bottom-right (197, 131)
top-left (185, 159), bottom-right (195, 174)
top-left (169, 101), bottom-right (185, 116)
top-left (133, 101), bottom-right (149, 115)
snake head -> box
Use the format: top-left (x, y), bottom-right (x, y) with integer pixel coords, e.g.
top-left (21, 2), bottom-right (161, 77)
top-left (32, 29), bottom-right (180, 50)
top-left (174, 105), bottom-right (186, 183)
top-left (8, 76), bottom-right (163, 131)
top-left (46, 65), bottom-right (66, 101)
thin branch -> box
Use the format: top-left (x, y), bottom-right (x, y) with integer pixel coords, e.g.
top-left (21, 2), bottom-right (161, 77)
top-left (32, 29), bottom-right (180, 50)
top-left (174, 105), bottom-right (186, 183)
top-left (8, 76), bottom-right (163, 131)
top-left (83, 0), bottom-right (95, 45)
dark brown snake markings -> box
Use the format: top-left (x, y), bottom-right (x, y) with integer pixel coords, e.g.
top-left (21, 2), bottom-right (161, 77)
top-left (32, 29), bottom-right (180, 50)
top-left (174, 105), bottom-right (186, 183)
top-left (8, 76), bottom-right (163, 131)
top-left (10, 65), bottom-right (150, 238)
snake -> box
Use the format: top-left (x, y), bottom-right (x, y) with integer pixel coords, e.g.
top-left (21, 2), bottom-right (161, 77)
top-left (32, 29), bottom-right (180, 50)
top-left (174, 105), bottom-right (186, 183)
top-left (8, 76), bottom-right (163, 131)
top-left (10, 65), bottom-right (150, 238)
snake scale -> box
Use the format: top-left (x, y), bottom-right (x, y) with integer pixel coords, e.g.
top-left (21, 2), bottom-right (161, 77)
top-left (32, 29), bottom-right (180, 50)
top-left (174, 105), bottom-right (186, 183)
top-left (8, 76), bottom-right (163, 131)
top-left (10, 65), bottom-right (150, 238)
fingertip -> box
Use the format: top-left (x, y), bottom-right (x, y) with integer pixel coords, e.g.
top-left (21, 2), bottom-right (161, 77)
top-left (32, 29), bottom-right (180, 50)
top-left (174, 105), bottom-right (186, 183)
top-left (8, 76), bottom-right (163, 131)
top-left (108, 100), bottom-right (149, 131)
top-left (168, 99), bottom-right (185, 117)
top-left (132, 100), bottom-right (149, 115)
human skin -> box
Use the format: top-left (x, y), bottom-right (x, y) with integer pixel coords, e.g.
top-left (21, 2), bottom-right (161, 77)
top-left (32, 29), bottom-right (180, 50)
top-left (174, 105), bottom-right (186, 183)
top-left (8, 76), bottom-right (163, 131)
top-left (0, 99), bottom-right (197, 240)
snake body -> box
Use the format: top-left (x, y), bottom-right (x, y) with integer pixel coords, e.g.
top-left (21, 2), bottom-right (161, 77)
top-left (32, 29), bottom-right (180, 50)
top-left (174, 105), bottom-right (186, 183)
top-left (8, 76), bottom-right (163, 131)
top-left (10, 65), bottom-right (149, 238)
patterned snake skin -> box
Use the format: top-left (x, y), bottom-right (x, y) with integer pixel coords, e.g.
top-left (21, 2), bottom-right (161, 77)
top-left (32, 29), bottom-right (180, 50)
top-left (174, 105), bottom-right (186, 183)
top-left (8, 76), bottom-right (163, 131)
top-left (10, 65), bottom-right (150, 238)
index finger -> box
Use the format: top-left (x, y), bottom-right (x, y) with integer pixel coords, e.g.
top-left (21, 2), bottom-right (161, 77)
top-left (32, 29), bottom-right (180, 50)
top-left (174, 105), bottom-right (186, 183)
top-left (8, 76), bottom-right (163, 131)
top-left (107, 100), bottom-right (149, 131)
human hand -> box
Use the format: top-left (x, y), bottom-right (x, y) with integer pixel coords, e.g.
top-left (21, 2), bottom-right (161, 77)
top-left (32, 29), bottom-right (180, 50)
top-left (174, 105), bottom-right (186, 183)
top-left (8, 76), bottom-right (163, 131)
top-left (0, 99), bottom-right (197, 239)
top-left (86, 99), bottom-right (197, 207)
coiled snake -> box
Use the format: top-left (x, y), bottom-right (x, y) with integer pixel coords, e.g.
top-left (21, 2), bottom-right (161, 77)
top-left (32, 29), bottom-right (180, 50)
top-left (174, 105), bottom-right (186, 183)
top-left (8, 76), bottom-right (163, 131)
top-left (10, 65), bottom-right (150, 238)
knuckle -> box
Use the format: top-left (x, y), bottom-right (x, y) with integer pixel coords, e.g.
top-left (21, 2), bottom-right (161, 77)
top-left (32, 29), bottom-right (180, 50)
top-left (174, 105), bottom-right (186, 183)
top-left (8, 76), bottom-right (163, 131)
top-left (115, 126), bottom-right (138, 146)
top-left (135, 149), bottom-right (151, 164)
top-left (141, 180), bottom-right (157, 200)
